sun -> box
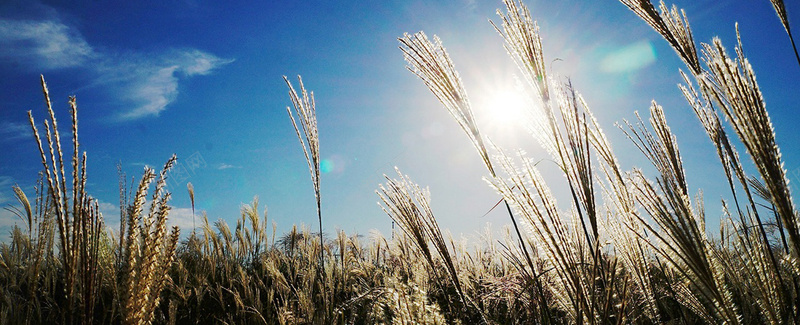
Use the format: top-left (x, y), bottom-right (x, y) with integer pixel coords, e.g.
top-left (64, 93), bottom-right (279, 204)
top-left (476, 86), bottom-right (533, 134)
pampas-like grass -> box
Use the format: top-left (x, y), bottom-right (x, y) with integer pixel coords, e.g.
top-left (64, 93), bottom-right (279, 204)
top-left (699, 33), bottom-right (800, 260)
top-left (5, 1), bottom-right (800, 324)
top-left (622, 0), bottom-right (800, 321)
top-left (26, 76), bottom-right (106, 324)
top-left (377, 168), bottom-right (479, 320)
top-left (399, 10), bottom-right (541, 308)
top-left (187, 182), bottom-right (195, 233)
top-left (284, 75), bottom-right (325, 276)
top-left (398, 32), bottom-right (494, 176)
top-left (618, 0), bottom-right (701, 74)
top-left (121, 156), bottom-right (181, 325)
top-left (623, 103), bottom-right (741, 324)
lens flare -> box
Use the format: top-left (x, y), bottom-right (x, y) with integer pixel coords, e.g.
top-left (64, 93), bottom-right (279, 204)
top-left (320, 159), bottom-right (334, 173)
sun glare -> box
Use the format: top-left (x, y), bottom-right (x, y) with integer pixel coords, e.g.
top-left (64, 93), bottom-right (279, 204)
top-left (478, 87), bottom-right (532, 133)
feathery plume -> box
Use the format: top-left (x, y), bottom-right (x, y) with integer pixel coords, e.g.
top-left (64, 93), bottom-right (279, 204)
top-left (284, 75), bottom-right (325, 275)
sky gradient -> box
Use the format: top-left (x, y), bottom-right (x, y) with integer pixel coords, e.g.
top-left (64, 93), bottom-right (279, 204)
top-left (1, 0), bottom-right (799, 241)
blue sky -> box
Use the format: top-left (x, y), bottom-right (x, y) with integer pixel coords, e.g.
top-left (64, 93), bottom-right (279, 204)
top-left (1, 0), bottom-right (799, 241)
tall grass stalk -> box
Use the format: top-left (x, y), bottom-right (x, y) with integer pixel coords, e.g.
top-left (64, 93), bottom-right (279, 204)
top-left (767, 0), bottom-right (800, 67)
top-left (27, 75), bottom-right (105, 323)
top-left (377, 168), bottom-right (479, 320)
top-left (284, 75), bottom-right (324, 276)
top-left (4, 1), bottom-right (800, 324)
top-left (398, 26), bottom-right (544, 316)
top-left (621, 0), bottom-right (799, 321)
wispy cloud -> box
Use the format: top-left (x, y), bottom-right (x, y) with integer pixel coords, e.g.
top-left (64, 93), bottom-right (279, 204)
top-left (0, 210), bottom-right (21, 242)
top-left (96, 200), bottom-right (122, 233)
top-left (217, 163), bottom-right (241, 170)
top-left (0, 176), bottom-right (20, 241)
top-left (0, 8), bottom-right (232, 121)
top-left (0, 176), bottom-right (14, 205)
top-left (168, 207), bottom-right (200, 231)
top-left (112, 50), bottom-right (233, 120)
top-left (0, 121), bottom-right (32, 142)
top-left (0, 19), bottom-right (94, 69)
top-left (461, 0), bottom-right (477, 12)
top-left (103, 202), bottom-right (198, 237)
top-left (128, 162), bottom-right (162, 169)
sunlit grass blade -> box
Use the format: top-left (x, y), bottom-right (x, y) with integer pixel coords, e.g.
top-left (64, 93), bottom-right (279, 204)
top-left (283, 75), bottom-right (324, 276)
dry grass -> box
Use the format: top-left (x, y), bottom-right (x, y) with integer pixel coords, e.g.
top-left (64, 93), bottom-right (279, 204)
top-left (768, 0), bottom-right (800, 66)
top-left (2, 0), bottom-right (799, 324)
top-left (284, 75), bottom-right (325, 280)
top-left (120, 156), bottom-right (181, 325)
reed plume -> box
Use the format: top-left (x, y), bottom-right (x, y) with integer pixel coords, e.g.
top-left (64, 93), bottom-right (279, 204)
top-left (618, 0), bottom-right (701, 74)
top-left (399, 16), bottom-right (540, 307)
top-left (284, 75), bottom-right (324, 274)
top-left (377, 168), bottom-right (467, 306)
top-left (121, 155), bottom-right (181, 325)
top-left (622, 102), bottom-right (741, 324)
top-left (187, 182), bottom-right (195, 233)
top-left (27, 75), bottom-right (105, 323)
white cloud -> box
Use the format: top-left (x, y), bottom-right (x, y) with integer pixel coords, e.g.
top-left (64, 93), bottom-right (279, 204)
top-left (217, 163), bottom-right (241, 170)
top-left (0, 120), bottom-right (32, 142)
top-left (0, 176), bottom-right (21, 242)
top-left (97, 200), bottom-right (119, 219)
top-left (0, 19), bottom-right (94, 69)
top-left (120, 65), bottom-right (181, 119)
top-left (0, 176), bottom-right (14, 205)
top-left (102, 200), bottom-right (200, 238)
top-left (0, 210), bottom-right (21, 243)
top-left (116, 51), bottom-right (234, 120)
top-left (180, 49), bottom-right (232, 76)
top-left (168, 207), bottom-right (200, 232)
top-left (0, 11), bottom-right (232, 121)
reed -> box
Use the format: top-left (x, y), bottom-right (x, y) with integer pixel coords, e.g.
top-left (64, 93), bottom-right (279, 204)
top-left (120, 156), bottom-right (181, 325)
top-left (24, 76), bottom-right (106, 324)
top-left (284, 75), bottom-right (325, 278)
top-left (767, 0), bottom-right (800, 66)
top-left (399, 18), bottom-right (542, 313)
top-left (3, 1), bottom-right (800, 323)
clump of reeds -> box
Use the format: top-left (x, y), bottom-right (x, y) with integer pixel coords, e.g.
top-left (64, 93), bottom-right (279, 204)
top-left (120, 155), bottom-right (181, 325)
top-left (620, 0), bottom-right (800, 322)
top-left (399, 19), bottom-right (542, 312)
top-left (377, 168), bottom-right (477, 320)
top-left (26, 75), bottom-right (105, 324)
top-left (4, 1), bottom-right (800, 324)
top-left (399, 0), bottom-right (800, 323)
top-left (621, 103), bottom-right (740, 324)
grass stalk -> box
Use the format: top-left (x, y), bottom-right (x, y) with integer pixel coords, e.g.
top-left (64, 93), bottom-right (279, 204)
top-left (283, 75), bottom-right (324, 278)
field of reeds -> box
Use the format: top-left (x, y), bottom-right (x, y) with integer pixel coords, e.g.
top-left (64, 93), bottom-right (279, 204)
top-left (2, 0), bottom-right (800, 323)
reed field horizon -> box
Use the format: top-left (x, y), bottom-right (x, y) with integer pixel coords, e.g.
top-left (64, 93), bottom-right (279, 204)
top-left (2, 0), bottom-right (800, 323)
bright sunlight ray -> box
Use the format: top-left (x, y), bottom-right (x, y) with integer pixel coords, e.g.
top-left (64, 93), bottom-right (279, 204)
top-left (474, 83), bottom-right (533, 139)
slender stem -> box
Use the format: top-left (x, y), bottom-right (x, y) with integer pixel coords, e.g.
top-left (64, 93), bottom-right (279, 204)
top-left (503, 200), bottom-right (550, 321)
top-left (787, 28), bottom-right (800, 68)
top-left (317, 197), bottom-right (324, 277)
